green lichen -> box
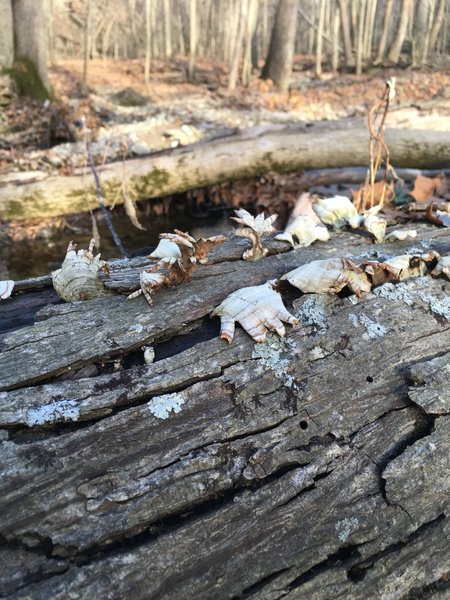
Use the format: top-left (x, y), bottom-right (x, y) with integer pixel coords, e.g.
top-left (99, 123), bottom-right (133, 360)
top-left (132, 168), bottom-right (171, 196)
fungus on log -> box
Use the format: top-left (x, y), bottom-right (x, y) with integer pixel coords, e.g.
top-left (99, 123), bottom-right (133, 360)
top-left (0, 225), bottom-right (449, 599)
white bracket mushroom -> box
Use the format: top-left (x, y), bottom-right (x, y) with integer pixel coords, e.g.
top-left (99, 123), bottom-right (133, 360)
top-left (212, 281), bottom-right (298, 344)
top-left (0, 280), bottom-right (14, 300)
top-left (128, 230), bottom-right (226, 306)
top-left (312, 196), bottom-right (359, 229)
top-left (52, 239), bottom-right (111, 302)
top-left (231, 209), bottom-right (278, 260)
top-left (280, 258), bottom-right (373, 297)
top-left (276, 192), bottom-right (330, 248)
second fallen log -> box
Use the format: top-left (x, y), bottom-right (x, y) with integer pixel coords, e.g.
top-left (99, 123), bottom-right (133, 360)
top-left (1, 126), bottom-right (450, 220)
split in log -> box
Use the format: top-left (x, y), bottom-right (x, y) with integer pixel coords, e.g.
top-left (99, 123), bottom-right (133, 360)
top-left (1, 125), bottom-right (450, 220)
top-left (0, 225), bottom-right (449, 598)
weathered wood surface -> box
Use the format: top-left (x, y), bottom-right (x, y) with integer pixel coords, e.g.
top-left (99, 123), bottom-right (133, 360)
top-left (0, 226), bottom-right (449, 599)
top-left (1, 126), bottom-right (450, 220)
top-left (1, 227), bottom-right (449, 392)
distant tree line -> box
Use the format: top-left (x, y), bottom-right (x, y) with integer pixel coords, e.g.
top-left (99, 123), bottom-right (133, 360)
top-left (1, 0), bottom-right (449, 96)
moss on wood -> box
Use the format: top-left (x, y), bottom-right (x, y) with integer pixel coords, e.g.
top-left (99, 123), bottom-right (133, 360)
top-left (8, 56), bottom-right (51, 101)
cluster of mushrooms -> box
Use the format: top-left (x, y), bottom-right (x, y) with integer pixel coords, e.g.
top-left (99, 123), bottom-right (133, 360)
top-left (44, 194), bottom-right (450, 347)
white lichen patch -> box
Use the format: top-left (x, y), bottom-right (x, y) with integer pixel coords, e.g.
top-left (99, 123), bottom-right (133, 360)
top-left (295, 295), bottom-right (328, 335)
top-left (348, 313), bottom-right (387, 340)
top-left (251, 333), bottom-right (297, 389)
top-left (335, 517), bottom-right (359, 542)
top-left (25, 400), bottom-right (80, 426)
top-left (417, 291), bottom-right (450, 320)
top-left (147, 392), bottom-right (186, 419)
top-left (373, 282), bottom-right (415, 306)
top-left (309, 346), bottom-right (328, 360)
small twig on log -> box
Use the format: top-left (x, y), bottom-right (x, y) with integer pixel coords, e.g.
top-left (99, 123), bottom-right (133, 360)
top-left (82, 117), bottom-right (128, 258)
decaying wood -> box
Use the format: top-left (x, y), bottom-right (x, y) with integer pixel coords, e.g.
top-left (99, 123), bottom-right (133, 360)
top-left (1, 126), bottom-right (450, 220)
top-left (0, 225), bottom-right (449, 599)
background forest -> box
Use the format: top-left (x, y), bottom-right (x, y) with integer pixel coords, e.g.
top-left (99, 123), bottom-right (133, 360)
top-left (2, 0), bottom-right (450, 95)
top-left (1, 0), bottom-right (450, 278)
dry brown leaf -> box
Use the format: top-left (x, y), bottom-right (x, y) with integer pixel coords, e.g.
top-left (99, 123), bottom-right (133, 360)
top-left (351, 180), bottom-right (394, 211)
top-left (435, 176), bottom-right (450, 199)
top-left (411, 174), bottom-right (446, 203)
top-left (123, 192), bottom-right (146, 231)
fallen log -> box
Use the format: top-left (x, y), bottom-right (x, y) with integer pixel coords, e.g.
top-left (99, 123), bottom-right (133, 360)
top-left (1, 126), bottom-right (450, 220)
top-left (0, 226), bottom-right (449, 598)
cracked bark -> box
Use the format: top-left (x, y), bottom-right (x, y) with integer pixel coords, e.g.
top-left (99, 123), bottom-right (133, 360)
top-left (0, 226), bottom-right (449, 598)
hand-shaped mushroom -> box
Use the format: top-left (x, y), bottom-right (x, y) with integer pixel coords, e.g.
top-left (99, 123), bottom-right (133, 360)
top-left (212, 281), bottom-right (298, 343)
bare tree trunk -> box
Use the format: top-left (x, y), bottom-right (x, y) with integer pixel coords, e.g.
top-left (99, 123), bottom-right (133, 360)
top-left (262, 0), bottom-right (269, 57)
top-left (163, 0), bottom-right (172, 57)
top-left (144, 0), bottom-right (151, 84)
top-left (412, 0), bottom-right (432, 65)
top-left (355, 0), bottom-right (367, 74)
top-left (12, 0), bottom-right (50, 90)
top-left (331, 3), bottom-right (340, 72)
top-left (0, 0), bottom-right (14, 70)
top-left (374, 0), bottom-right (394, 64)
top-left (315, 0), bottom-right (326, 77)
top-left (150, 0), bottom-right (158, 58)
top-left (228, 0), bottom-right (248, 91)
top-left (421, 0), bottom-right (435, 64)
top-left (91, 15), bottom-right (105, 60)
top-left (177, 2), bottom-right (186, 56)
top-left (242, 0), bottom-right (258, 87)
top-left (363, 0), bottom-right (377, 59)
top-left (261, 0), bottom-right (299, 91)
top-left (338, 0), bottom-right (353, 65)
top-left (429, 0), bottom-right (446, 52)
top-left (45, 0), bottom-right (54, 65)
top-left (387, 0), bottom-right (412, 63)
top-left (82, 0), bottom-right (92, 87)
top-left (187, 0), bottom-right (196, 82)
top-left (102, 20), bottom-right (114, 63)
top-left (308, 0), bottom-right (316, 55)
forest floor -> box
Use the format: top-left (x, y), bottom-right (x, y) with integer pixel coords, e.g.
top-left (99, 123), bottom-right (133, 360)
top-left (2, 56), bottom-right (450, 173)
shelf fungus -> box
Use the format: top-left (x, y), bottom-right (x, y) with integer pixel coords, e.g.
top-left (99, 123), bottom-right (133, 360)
top-left (0, 280), bottom-right (14, 300)
top-left (312, 195), bottom-right (358, 229)
top-left (128, 230), bottom-right (226, 305)
top-left (275, 215), bottom-right (330, 248)
top-left (212, 281), bottom-right (298, 344)
top-left (366, 251), bottom-right (440, 286)
top-left (52, 239), bottom-right (111, 302)
top-left (149, 239), bottom-right (181, 259)
top-left (231, 208), bottom-right (277, 260)
top-left (280, 258), bottom-right (373, 297)
top-left (348, 206), bottom-right (387, 243)
top-left (276, 192), bottom-right (329, 248)
top-left (432, 255), bottom-right (450, 280)
top-left (385, 229), bottom-right (417, 242)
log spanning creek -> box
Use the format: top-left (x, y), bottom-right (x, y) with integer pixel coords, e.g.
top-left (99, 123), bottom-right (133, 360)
top-left (0, 222), bottom-right (449, 598)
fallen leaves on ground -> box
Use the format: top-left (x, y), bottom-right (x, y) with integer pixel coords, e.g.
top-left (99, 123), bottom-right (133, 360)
top-left (411, 173), bottom-right (447, 202)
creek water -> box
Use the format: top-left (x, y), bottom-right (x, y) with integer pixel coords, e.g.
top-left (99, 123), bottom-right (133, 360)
top-left (1, 210), bottom-right (232, 281)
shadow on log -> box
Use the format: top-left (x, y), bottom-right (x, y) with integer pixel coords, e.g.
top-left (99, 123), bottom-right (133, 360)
top-left (0, 225), bottom-right (449, 598)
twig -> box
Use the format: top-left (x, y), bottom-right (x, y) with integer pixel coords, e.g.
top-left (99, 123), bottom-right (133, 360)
top-left (82, 117), bottom-right (128, 258)
top-left (357, 78), bottom-right (397, 212)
